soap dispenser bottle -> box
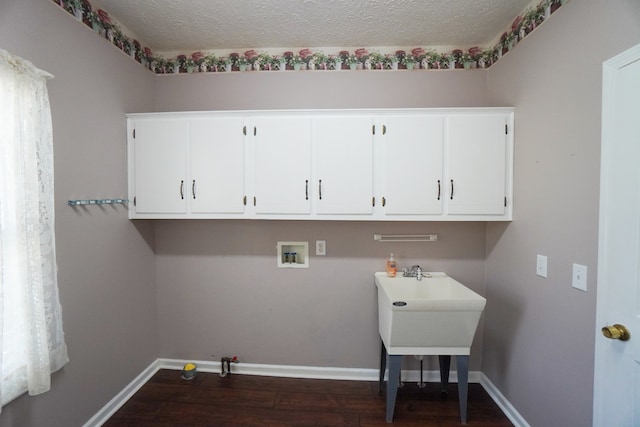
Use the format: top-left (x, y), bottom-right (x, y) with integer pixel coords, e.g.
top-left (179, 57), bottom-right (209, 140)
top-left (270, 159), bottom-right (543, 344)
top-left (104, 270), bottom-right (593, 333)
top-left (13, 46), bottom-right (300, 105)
top-left (386, 253), bottom-right (397, 277)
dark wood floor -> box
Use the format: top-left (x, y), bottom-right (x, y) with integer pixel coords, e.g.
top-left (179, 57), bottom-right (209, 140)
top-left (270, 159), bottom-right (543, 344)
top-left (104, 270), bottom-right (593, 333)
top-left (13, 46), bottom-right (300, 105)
top-left (104, 369), bottom-right (513, 426)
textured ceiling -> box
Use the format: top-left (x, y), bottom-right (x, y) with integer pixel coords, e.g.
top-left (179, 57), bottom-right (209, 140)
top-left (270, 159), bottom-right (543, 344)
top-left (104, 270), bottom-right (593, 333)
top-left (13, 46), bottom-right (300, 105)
top-left (89, 0), bottom-right (536, 55)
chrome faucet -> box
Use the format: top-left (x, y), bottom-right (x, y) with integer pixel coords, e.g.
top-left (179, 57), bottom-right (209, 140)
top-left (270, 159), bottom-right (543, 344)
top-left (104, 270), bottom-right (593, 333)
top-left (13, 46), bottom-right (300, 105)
top-left (403, 265), bottom-right (423, 281)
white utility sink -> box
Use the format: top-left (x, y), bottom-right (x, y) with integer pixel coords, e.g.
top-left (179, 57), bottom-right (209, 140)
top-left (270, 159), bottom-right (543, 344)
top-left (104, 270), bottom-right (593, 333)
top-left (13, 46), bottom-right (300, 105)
top-left (375, 272), bottom-right (486, 355)
top-left (375, 271), bottom-right (487, 424)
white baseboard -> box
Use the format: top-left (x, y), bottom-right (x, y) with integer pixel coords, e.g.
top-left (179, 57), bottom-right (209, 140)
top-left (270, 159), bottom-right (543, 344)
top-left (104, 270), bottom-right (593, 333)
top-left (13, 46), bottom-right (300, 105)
top-left (480, 372), bottom-right (530, 427)
top-left (157, 357), bottom-right (482, 383)
top-left (158, 357), bottom-right (379, 380)
top-left (85, 358), bottom-right (521, 426)
top-left (83, 359), bottom-right (161, 427)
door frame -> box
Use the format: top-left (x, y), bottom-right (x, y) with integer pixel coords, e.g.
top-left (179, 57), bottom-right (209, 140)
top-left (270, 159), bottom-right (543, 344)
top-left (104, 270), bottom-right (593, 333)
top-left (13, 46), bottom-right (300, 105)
top-left (593, 42), bottom-right (640, 425)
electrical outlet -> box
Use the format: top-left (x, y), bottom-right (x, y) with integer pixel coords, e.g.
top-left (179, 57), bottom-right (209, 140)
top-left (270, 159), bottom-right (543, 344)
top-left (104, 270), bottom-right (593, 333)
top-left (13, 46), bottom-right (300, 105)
top-left (536, 255), bottom-right (548, 278)
top-left (572, 264), bottom-right (587, 292)
top-left (316, 240), bottom-right (326, 256)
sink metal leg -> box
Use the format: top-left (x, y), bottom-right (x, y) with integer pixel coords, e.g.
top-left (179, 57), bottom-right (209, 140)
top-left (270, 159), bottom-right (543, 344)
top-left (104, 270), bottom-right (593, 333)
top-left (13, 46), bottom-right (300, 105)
top-left (382, 350), bottom-right (469, 424)
top-left (440, 354), bottom-right (469, 424)
top-left (456, 355), bottom-right (469, 425)
top-left (438, 355), bottom-right (451, 396)
top-left (386, 354), bottom-right (402, 423)
top-left (417, 358), bottom-right (426, 388)
top-left (379, 340), bottom-right (387, 393)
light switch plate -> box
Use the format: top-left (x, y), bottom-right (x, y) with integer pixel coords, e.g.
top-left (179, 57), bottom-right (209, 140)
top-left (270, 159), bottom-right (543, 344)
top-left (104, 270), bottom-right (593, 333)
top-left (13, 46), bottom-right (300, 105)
top-left (572, 263), bottom-right (587, 292)
top-left (316, 240), bottom-right (326, 256)
top-left (536, 255), bottom-right (548, 278)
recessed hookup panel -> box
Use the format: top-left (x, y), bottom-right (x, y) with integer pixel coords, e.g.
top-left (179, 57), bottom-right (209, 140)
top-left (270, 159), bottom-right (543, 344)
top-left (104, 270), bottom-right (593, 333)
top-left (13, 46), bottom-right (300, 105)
top-left (277, 241), bottom-right (309, 268)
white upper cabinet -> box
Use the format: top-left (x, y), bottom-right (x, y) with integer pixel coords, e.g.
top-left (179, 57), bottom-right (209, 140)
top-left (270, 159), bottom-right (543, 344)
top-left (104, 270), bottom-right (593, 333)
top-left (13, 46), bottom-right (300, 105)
top-left (127, 108), bottom-right (513, 221)
top-left (314, 116), bottom-right (374, 215)
top-left (129, 115), bottom-right (246, 218)
top-left (189, 117), bottom-right (245, 214)
top-left (131, 118), bottom-right (188, 214)
top-left (378, 115), bottom-right (444, 216)
top-left (446, 114), bottom-right (509, 216)
top-left (251, 116), bottom-right (312, 215)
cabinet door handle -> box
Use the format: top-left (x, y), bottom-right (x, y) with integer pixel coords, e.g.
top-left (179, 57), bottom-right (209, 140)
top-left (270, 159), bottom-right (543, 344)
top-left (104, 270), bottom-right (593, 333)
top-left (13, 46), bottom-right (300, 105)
top-left (253, 126), bottom-right (257, 136)
top-left (305, 180), bottom-right (309, 200)
top-left (382, 124), bottom-right (387, 135)
top-left (450, 179), bottom-right (454, 200)
top-left (437, 180), bottom-right (441, 200)
top-left (382, 197), bottom-right (386, 207)
top-left (243, 125), bottom-right (247, 135)
top-left (192, 180), bottom-right (196, 199)
top-left (180, 180), bottom-right (184, 200)
top-left (318, 179), bottom-right (323, 200)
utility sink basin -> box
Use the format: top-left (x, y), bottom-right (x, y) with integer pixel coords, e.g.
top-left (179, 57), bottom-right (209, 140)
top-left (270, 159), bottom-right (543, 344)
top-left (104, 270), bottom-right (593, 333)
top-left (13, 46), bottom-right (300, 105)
top-left (376, 272), bottom-right (487, 424)
top-left (375, 272), bottom-right (486, 355)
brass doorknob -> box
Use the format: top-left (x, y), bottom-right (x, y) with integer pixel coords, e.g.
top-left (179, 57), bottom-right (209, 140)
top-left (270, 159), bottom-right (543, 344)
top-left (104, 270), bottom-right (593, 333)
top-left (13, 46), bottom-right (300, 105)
top-left (601, 324), bottom-right (631, 341)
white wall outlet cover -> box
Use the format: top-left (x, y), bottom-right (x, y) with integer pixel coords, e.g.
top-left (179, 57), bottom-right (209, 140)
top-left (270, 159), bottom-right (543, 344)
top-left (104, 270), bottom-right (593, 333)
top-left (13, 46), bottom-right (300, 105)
top-left (316, 240), bottom-right (326, 256)
top-left (572, 263), bottom-right (587, 292)
top-left (536, 254), bottom-right (548, 278)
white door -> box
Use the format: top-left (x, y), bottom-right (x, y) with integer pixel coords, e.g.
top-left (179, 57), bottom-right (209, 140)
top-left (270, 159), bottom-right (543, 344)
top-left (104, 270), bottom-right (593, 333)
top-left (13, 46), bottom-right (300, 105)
top-left (314, 116), bottom-right (374, 215)
top-left (253, 116), bottom-right (312, 214)
top-left (133, 118), bottom-right (188, 214)
top-left (446, 114), bottom-right (507, 215)
top-left (593, 44), bottom-right (640, 427)
top-left (190, 117), bottom-right (245, 214)
top-left (381, 115), bottom-right (444, 215)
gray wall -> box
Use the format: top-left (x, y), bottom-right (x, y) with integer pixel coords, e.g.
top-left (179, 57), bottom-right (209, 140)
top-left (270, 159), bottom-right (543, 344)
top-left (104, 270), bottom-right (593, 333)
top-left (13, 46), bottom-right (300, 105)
top-left (152, 69), bottom-right (491, 372)
top-left (155, 220), bottom-right (488, 370)
top-left (0, 1), bottom-right (158, 426)
top-left (484, 1), bottom-right (640, 426)
top-left (154, 68), bottom-right (488, 111)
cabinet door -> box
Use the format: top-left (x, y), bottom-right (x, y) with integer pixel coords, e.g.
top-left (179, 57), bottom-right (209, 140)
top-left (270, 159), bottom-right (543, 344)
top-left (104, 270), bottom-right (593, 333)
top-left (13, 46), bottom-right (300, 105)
top-left (381, 115), bottom-right (444, 215)
top-left (446, 114), bottom-right (508, 215)
top-left (253, 117), bottom-right (312, 214)
top-left (314, 116), bottom-right (374, 215)
top-left (190, 117), bottom-right (245, 214)
top-left (132, 119), bottom-right (188, 214)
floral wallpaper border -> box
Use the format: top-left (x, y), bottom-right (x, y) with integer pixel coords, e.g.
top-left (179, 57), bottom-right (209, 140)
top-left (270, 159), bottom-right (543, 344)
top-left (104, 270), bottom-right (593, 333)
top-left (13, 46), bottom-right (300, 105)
top-left (52, 0), bottom-right (567, 75)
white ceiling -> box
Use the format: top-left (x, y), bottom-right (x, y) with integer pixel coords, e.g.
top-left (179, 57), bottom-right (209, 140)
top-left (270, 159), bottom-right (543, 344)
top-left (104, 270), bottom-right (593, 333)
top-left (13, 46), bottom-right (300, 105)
top-left (89, 0), bottom-right (536, 55)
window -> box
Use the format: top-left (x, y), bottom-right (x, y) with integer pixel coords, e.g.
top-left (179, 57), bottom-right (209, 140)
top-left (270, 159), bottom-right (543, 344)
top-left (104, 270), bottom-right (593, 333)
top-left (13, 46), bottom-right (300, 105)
top-left (0, 48), bottom-right (68, 411)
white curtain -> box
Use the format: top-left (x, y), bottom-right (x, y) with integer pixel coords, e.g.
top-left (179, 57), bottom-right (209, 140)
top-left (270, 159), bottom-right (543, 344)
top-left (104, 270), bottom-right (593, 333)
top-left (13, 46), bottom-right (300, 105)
top-left (0, 48), bottom-right (69, 411)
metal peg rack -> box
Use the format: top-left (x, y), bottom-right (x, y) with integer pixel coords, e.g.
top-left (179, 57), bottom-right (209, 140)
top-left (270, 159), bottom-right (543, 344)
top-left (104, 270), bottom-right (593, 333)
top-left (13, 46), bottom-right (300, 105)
top-left (67, 199), bottom-right (128, 206)
top-left (373, 233), bottom-right (438, 242)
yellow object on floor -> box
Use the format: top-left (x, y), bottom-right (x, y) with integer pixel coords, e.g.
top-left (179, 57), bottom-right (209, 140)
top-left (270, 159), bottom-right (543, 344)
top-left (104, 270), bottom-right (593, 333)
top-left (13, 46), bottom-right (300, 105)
top-left (181, 363), bottom-right (197, 380)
